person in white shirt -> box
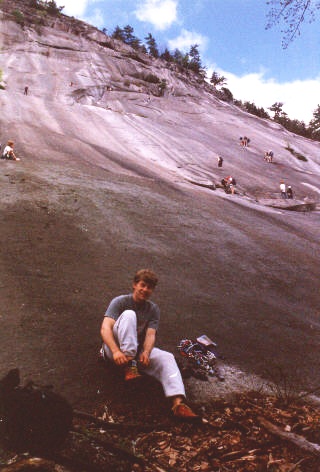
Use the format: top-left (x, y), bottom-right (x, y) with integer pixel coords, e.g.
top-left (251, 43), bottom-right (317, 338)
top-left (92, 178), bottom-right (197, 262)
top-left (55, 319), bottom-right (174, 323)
top-left (280, 181), bottom-right (286, 199)
top-left (2, 140), bottom-right (19, 160)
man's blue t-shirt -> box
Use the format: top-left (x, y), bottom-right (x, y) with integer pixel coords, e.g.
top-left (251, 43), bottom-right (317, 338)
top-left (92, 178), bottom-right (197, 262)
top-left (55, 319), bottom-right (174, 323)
top-left (105, 294), bottom-right (160, 335)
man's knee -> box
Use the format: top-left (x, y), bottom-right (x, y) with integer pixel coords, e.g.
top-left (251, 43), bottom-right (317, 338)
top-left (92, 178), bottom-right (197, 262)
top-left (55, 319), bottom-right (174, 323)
top-left (152, 349), bottom-right (176, 365)
top-left (121, 309), bottom-right (136, 320)
top-left (114, 309), bottom-right (137, 330)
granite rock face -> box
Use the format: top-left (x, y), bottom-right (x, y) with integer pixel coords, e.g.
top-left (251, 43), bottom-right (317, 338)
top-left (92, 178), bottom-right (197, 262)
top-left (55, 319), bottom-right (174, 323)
top-left (0, 1), bottom-right (319, 407)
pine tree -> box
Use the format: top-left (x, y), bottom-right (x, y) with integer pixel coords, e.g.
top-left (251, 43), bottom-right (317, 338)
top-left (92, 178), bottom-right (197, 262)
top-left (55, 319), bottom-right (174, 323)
top-left (160, 48), bottom-right (173, 62)
top-left (268, 102), bottom-right (284, 120)
top-left (210, 71), bottom-right (227, 88)
top-left (188, 44), bottom-right (205, 75)
top-left (145, 33), bottom-right (159, 58)
top-left (123, 25), bottom-right (135, 44)
top-left (122, 25), bottom-right (141, 50)
top-left (309, 104), bottom-right (320, 140)
top-left (112, 26), bottom-right (125, 41)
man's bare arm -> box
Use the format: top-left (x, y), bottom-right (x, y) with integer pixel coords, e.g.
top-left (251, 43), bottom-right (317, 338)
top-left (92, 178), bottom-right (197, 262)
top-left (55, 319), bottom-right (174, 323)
top-left (139, 328), bottom-right (156, 366)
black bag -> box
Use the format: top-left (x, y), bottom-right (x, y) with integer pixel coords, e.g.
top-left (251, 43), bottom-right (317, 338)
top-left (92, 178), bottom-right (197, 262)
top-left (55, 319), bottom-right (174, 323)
top-left (0, 369), bottom-right (73, 453)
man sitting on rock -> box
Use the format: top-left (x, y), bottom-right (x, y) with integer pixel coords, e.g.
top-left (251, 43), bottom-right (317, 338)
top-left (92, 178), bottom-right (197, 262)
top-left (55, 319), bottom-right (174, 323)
top-left (100, 269), bottom-right (199, 420)
top-left (2, 140), bottom-right (19, 160)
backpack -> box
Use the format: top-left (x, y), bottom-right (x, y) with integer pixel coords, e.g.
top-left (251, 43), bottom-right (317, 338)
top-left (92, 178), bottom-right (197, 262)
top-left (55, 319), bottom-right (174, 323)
top-left (0, 369), bottom-right (73, 454)
top-left (232, 178), bottom-right (236, 185)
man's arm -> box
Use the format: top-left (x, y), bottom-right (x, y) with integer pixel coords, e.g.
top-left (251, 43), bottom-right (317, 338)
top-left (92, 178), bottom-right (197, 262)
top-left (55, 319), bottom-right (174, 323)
top-left (100, 317), bottom-right (128, 365)
top-left (139, 327), bottom-right (156, 367)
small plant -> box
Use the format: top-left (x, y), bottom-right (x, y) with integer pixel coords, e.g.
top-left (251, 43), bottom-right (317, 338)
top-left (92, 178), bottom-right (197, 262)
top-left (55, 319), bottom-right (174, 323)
top-left (124, 79), bottom-right (130, 87)
top-left (285, 143), bottom-right (308, 162)
top-left (29, 0), bottom-right (64, 15)
top-left (144, 73), bottom-right (160, 84)
top-left (158, 79), bottom-right (167, 96)
top-left (12, 9), bottom-right (25, 26)
top-left (263, 365), bottom-right (303, 407)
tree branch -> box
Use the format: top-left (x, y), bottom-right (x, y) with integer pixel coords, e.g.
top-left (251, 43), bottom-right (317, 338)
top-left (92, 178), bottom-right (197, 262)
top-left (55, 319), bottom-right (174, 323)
top-left (258, 416), bottom-right (320, 456)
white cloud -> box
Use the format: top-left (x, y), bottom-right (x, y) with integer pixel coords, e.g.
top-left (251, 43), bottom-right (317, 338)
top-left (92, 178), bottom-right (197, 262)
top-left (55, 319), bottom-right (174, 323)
top-left (208, 67), bottom-right (319, 123)
top-left (135, 0), bottom-right (178, 30)
top-left (62, 0), bottom-right (104, 28)
top-left (62, 0), bottom-right (90, 17)
top-left (84, 8), bottom-right (105, 28)
top-left (168, 28), bottom-right (208, 53)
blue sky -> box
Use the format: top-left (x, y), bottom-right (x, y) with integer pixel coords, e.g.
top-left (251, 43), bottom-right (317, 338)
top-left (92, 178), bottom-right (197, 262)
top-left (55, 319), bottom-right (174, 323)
top-left (61, 0), bottom-right (320, 123)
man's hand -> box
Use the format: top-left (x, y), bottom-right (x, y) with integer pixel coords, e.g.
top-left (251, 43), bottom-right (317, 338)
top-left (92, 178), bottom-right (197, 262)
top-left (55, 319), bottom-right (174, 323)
top-left (113, 350), bottom-right (129, 365)
top-left (139, 350), bottom-right (150, 367)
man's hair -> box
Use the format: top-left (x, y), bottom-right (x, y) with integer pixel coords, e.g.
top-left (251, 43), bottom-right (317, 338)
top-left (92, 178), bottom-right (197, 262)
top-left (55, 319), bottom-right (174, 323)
top-left (133, 269), bottom-right (158, 288)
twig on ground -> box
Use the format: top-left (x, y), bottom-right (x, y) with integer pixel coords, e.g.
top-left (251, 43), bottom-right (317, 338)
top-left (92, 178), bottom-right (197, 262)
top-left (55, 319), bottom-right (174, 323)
top-left (258, 416), bottom-right (320, 456)
top-left (73, 409), bottom-right (170, 431)
top-left (71, 429), bottom-right (145, 466)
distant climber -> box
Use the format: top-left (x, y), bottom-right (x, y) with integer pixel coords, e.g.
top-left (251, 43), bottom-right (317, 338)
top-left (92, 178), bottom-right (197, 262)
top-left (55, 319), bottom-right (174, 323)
top-left (264, 150), bottom-right (274, 163)
top-left (280, 181), bottom-right (286, 199)
top-left (287, 186), bottom-right (293, 199)
top-left (221, 176), bottom-right (236, 194)
top-left (240, 136), bottom-right (250, 148)
top-left (217, 156), bottom-right (223, 168)
top-left (2, 140), bottom-right (20, 161)
top-left (24, 86), bottom-right (28, 95)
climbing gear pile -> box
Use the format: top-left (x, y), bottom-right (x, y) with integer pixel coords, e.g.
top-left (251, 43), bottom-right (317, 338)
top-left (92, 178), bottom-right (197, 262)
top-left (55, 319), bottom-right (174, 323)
top-left (177, 338), bottom-right (224, 381)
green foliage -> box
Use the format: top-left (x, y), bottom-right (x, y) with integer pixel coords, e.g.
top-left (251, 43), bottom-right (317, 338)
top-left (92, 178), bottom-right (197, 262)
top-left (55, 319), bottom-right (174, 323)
top-left (111, 27), bottom-right (206, 77)
top-left (285, 143), bottom-right (308, 162)
top-left (46, 0), bottom-right (64, 15)
top-left (158, 79), bottom-right (167, 96)
top-left (12, 9), bottom-right (25, 26)
top-left (268, 101), bottom-right (284, 118)
top-left (144, 73), bottom-right (160, 84)
top-left (131, 72), bottom-right (160, 83)
top-left (112, 25), bottom-right (145, 52)
top-left (264, 365), bottom-right (302, 406)
top-left (309, 104), bottom-right (320, 140)
top-left (243, 101), bottom-right (270, 119)
top-left (123, 25), bottom-right (142, 50)
top-left (29, 0), bottom-right (40, 7)
top-left (145, 33), bottom-right (159, 58)
top-left (219, 87), bottom-right (234, 103)
top-left (29, 0), bottom-right (64, 15)
top-left (160, 48), bottom-right (173, 62)
top-left (112, 25), bottom-right (125, 41)
top-left (210, 71), bottom-right (227, 88)
top-left (188, 44), bottom-right (205, 75)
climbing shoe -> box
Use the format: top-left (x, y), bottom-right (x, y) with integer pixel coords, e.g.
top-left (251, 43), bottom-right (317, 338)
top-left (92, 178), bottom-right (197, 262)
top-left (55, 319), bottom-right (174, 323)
top-left (124, 360), bottom-right (142, 381)
top-left (172, 403), bottom-right (200, 421)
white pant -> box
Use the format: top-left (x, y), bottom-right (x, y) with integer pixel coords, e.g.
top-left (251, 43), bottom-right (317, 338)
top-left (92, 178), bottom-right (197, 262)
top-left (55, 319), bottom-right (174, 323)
top-left (103, 310), bottom-right (186, 398)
